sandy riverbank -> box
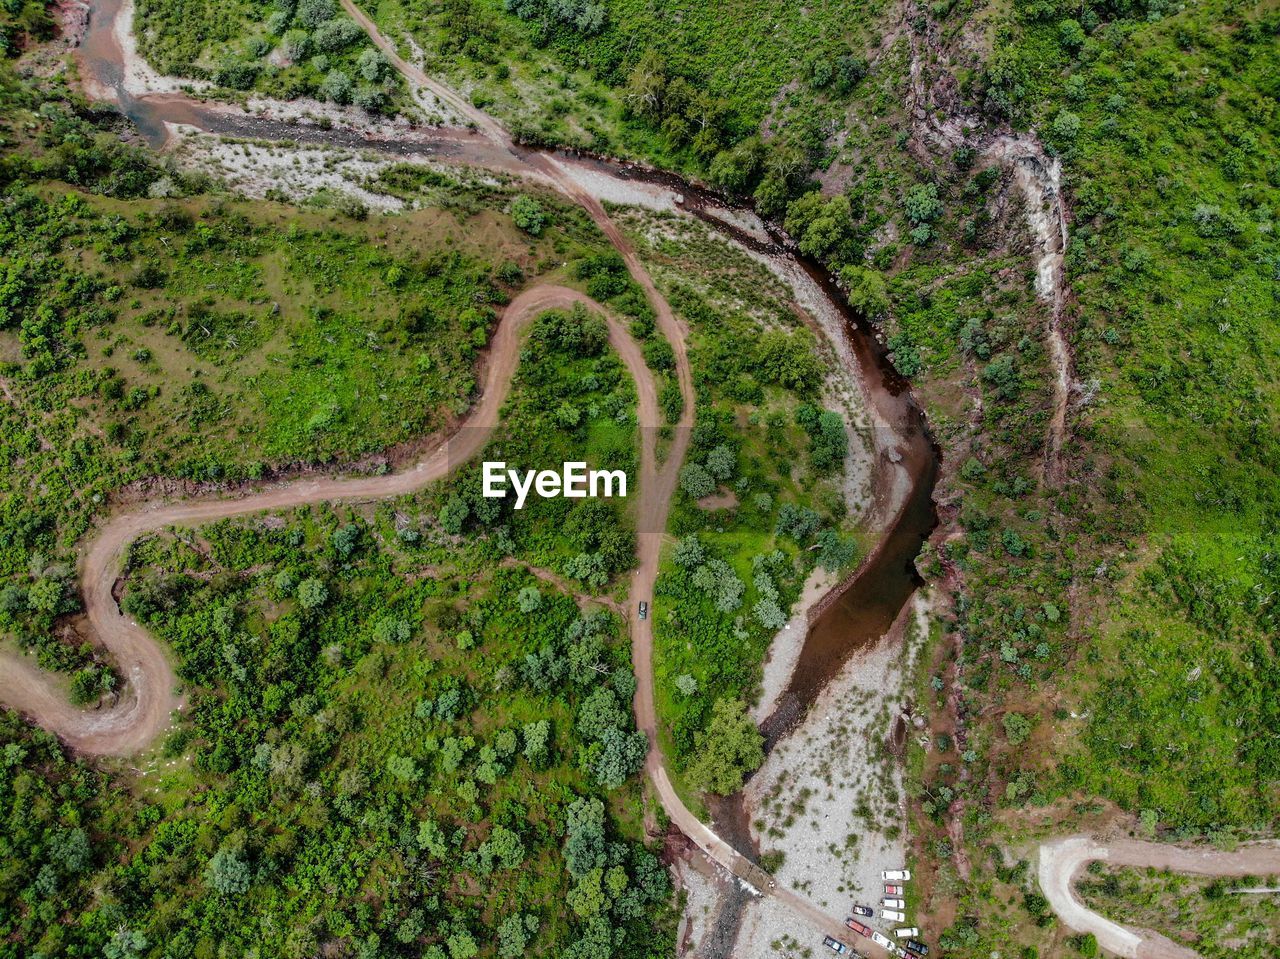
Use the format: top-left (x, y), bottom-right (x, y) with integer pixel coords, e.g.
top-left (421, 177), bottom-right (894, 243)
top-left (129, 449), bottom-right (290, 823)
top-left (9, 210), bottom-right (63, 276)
top-left (742, 592), bottom-right (932, 922)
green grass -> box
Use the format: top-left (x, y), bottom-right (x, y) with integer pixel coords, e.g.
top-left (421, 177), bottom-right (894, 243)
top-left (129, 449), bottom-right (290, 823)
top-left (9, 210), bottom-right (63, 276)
top-left (0, 64), bottom-right (663, 678)
top-left (364, 0), bottom-right (887, 170)
top-left (989, 0), bottom-right (1280, 834)
top-left (1077, 864), bottom-right (1280, 959)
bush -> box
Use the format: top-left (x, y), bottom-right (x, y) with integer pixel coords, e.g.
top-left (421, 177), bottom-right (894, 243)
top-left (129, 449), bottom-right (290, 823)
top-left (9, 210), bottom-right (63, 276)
top-left (511, 195), bottom-right (546, 235)
top-left (318, 68), bottom-right (354, 104)
top-left (311, 18), bottom-right (363, 52)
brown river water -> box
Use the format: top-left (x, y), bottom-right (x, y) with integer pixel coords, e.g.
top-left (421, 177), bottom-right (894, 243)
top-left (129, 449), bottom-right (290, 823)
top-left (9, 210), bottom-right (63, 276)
top-left (72, 0), bottom-right (938, 738)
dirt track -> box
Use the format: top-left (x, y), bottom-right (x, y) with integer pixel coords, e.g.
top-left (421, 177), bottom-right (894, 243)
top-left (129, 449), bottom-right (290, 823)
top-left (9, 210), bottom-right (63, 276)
top-left (0, 285), bottom-right (647, 752)
top-left (1039, 835), bottom-right (1280, 959)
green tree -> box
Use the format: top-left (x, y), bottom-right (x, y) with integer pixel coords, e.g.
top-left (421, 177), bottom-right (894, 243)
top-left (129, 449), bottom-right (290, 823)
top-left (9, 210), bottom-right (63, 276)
top-left (318, 68), bottom-right (354, 104)
top-left (511, 195), bottom-right (546, 235)
top-left (1058, 18), bottom-right (1085, 52)
top-left (592, 726), bottom-right (647, 789)
top-left (686, 698), bottom-right (764, 794)
top-left (816, 528), bottom-right (857, 571)
top-left (704, 444), bottom-right (736, 481)
top-left (26, 578), bottom-right (61, 613)
top-left (679, 462), bottom-right (716, 499)
top-left (104, 929), bottom-right (148, 959)
top-left (517, 585), bottom-right (542, 612)
top-left (357, 47), bottom-right (384, 81)
top-left (295, 0), bottom-right (335, 27)
top-left (903, 182), bottom-right (942, 226)
top-left (206, 848), bottom-right (252, 896)
top-left (1003, 711), bottom-right (1034, 746)
top-left (523, 719), bottom-right (551, 766)
top-left (496, 914), bottom-right (539, 958)
top-left (297, 577), bottom-right (328, 609)
top-left (1052, 109), bottom-right (1081, 141)
top-left (841, 265), bottom-right (889, 319)
top-left (563, 796), bottom-right (607, 878)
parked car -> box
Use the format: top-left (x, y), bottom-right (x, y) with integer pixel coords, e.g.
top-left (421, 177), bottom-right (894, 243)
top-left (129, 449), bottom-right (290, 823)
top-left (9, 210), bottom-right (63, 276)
top-left (884, 883), bottom-right (904, 896)
top-left (881, 909), bottom-right (906, 923)
top-left (822, 936), bottom-right (849, 954)
top-left (882, 869), bottom-right (912, 881)
top-left (638, 601), bottom-right (648, 620)
top-left (906, 940), bottom-right (929, 955)
top-left (851, 904), bottom-right (874, 918)
top-left (871, 931), bottom-right (896, 950)
top-left (904, 951), bottom-right (923, 959)
top-left (894, 928), bottom-right (919, 939)
top-left (882, 898), bottom-right (905, 909)
top-left (844, 919), bottom-right (872, 938)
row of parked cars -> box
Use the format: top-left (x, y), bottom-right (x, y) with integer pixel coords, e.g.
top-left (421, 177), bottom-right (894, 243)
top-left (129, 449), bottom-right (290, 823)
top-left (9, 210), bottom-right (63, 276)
top-left (821, 871), bottom-right (929, 959)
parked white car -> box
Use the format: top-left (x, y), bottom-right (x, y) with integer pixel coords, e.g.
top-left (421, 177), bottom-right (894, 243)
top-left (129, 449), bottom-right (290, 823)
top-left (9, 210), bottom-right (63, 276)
top-left (895, 927), bottom-right (920, 939)
top-left (871, 931), bottom-right (896, 950)
top-left (882, 869), bottom-right (912, 881)
top-left (882, 898), bottom-right (905, 909)
top-left (881, 909), bottom-right (906, 923)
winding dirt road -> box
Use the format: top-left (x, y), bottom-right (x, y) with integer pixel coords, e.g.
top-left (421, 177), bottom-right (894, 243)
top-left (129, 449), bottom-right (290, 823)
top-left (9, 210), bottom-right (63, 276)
top-left (0, 285), bottom-right (649, 751)
top-left (1039, 836), bottom-right (1280, 959)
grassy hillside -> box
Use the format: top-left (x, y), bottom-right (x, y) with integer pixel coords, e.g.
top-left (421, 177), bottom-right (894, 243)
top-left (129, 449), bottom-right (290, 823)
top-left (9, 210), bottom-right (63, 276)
top-left (1076, 864), bottom-right (1280, 959)
top-left (2, 503), bottom-right (672, 958)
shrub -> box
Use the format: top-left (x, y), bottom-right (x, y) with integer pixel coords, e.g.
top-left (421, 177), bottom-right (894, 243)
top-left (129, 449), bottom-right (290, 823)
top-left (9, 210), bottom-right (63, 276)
top-left (295, 0), bottom-right (336, 28)
top-left (318, 68), bottom-right (354, 104)
top-left (510, 195), bottom-right (546, 235)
